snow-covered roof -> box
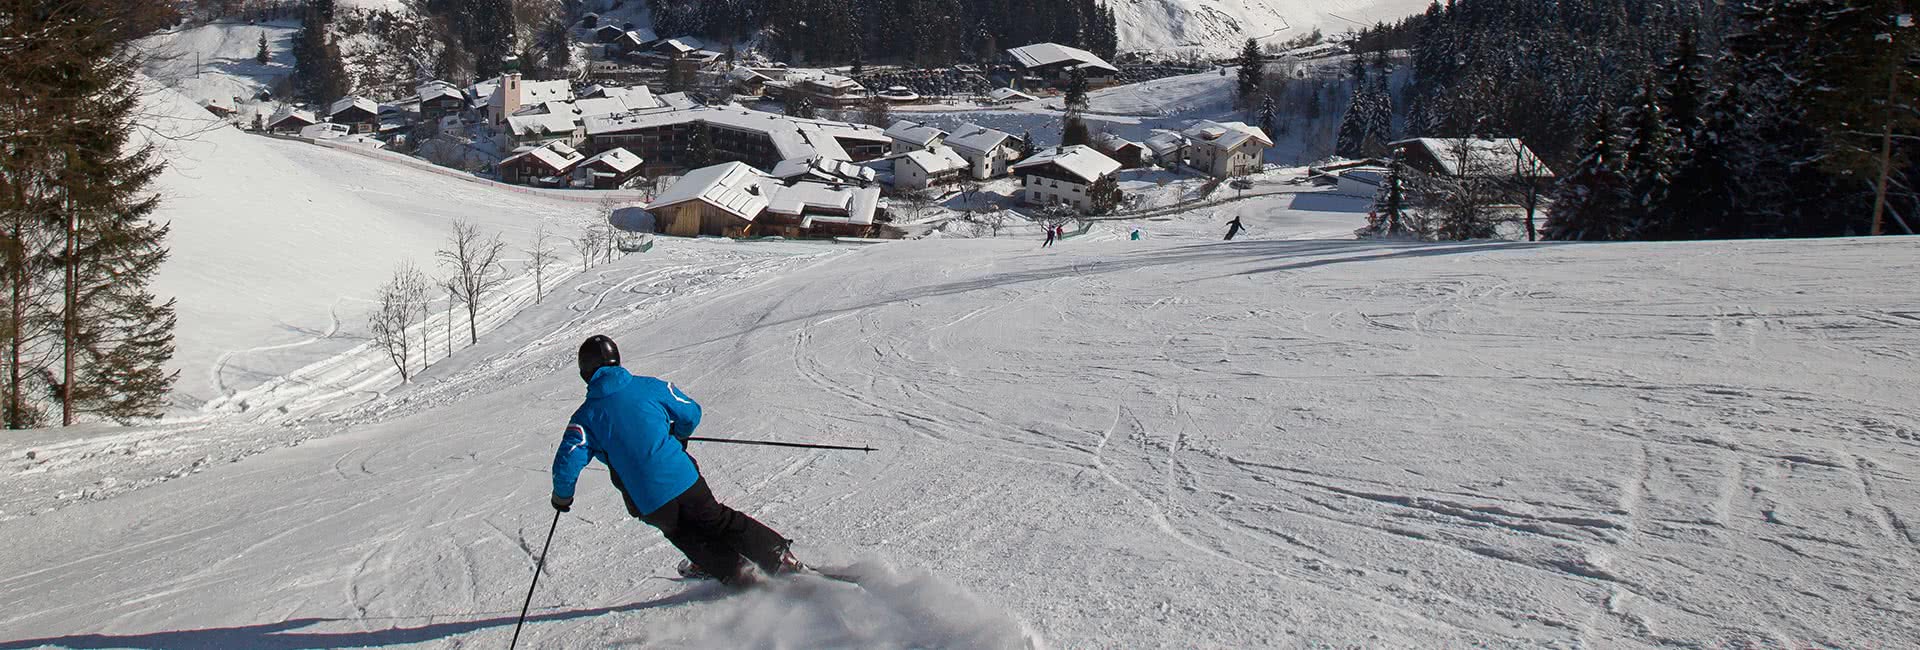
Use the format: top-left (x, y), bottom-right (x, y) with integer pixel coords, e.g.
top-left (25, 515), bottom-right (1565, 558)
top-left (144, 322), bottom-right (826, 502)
top-left (488, 76), bottom-right (574, 111)
top-left (653, 38), bottom-right (698, 54)
top-left (329, 96), bottom-right (378, 117)
top-left (644, 161), bottom-right (772, 222)
top-left (659, 92), bottom-right (700, 110)
top-left (792, 72), bottom-right (865, 94)
top-left (729, 66), bottom-right (772, 83)
top-left (616, 28), bottom-right (658, 45)
top-left (1011, 145), bottom-right (1121, 184)
top-left (587, 106), bottom-right (885, 163)
top-left (268, 107), bottom-right (317, 127)
top-left (501, 141), bottom-right (585, 172)
top-left (1007, 43), bottom-right (1119, 74)
top-left (1095, 132), bottom-right (1144, 152)
top-left (417, 80), bottom-right (463, 103)
top-left (945, 124), bottom-right (1016, 157)
top-left (1182, 120), bottom-right (1273, 151)
top-left (769, 182), bottom-right (882, 227)
top-left (884, 120), bottom-right (947, 148)
top-left (1391, 138), bottom-right (1556, 179)
top-left (770, 157), bottom-right (878, 185)
top-left (987, 87), bottom-right (1037, 103)
top-left (576, 87), bottom-right (660, 117)
top-left (580, 147), bottom-right (644, 174)
top-left (901, 146), bottom-right (970, 176)
top-left (506, 111), bottom-right (580, 137)
top-left (1144, 130), bottom-right (1188, 157)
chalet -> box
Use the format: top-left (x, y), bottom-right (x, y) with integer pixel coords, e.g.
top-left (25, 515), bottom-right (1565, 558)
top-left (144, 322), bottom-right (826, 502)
top-left (1335, 166), bottom-right (1391, 197)
top-left (644, 161), bottom-right (884, 239)
top-left (416, 80), bottom-right (466, 123)
top-left (575, 147), bottom-right (645, 189)
top-left (771, 72), bottom-right (868, 107)
top-left (894, 145), bottom-right (970, 191)
top-left (1143, 130), bottom-right (1188, 167)
top-left (1387, 138), bottom-right (1555, 181)
top-left (644, 162), bottom-right (772, 237)
top-left (1094, 132), bottom-right (1148, 169)
top-left (593, 24), bottom-right (626, 43)
top-left (499, 141), bottom-right (586, 186)
top-left (328, 96), bottom-right (380, 133)
top-left (943, 123), bottom-right (1022, 179)
top-left (986, 87), bottom-right (1037, 105)
top-left (1182, 120), bottom-right (1272, 178)
top-left (1006, 43), bottom-right (1119, 88)
top-left (609, 29), bottom-right (658, 56)
top-left (266, 107), bottom-right (317, 134)
top-left (1011, 145), bottom-right (1121, 211)
top-left (884, 120), bottom-right (947, 153)
top-left (728, 66), bottom-right (774, 97)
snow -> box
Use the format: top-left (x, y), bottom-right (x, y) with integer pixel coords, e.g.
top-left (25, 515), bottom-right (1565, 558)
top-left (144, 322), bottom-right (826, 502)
top-left (644, 162), bottom-right (773, 221)
top-left (1006, 42), bottom-right (1119, 74)
top-left (1013, 145), bottom-right (1123, 183)
top-left (132, 82), bottom-right (608, 415)
top-left (1, 196), bottom-right (1917, 646)
top-left (902, 146), bottom-right (971, 176)
top-left (1108, 0), bottom-right (1433, 56)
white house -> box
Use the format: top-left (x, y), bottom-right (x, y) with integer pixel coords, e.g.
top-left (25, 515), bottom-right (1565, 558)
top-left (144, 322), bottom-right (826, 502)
top-left (884, 120), bottom-right (948, 153)
top-left (894, 145), bottom-right (970, 191)
top-left (1182, 120), bottom-right (1272, 178)
top-left (1011, 145), bottom-right (1121, 211)
top-left (944, 123), bottom-right (1023, 180)
top-left (488, 73), bottom-right (575, 125)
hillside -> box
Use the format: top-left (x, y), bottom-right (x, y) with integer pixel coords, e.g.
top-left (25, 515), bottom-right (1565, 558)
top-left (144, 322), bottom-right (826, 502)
top-left (0, 218), bottom-right (1915, 647)
top-left (1112, 0), bottom-right (1428, 54)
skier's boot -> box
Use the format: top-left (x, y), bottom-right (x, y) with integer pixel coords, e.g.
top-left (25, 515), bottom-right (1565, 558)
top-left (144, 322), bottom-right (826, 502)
top-left (772, 544), bottom-right (807, 576)
top-left (675, 558), bottom-right (712, 580)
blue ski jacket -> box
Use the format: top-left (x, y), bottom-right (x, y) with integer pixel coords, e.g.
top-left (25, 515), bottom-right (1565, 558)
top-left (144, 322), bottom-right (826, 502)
top-left (552, 366), bottom-right (702, 515)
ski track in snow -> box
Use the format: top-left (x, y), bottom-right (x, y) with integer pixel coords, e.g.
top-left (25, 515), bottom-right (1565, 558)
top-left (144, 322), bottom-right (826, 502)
top-left (4, 94), bottom-right (1920, 649)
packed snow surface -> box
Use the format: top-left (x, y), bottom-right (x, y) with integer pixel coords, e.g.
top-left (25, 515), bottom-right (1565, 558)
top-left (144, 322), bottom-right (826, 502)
top-left (2, 201), bottom-right (1918, 647)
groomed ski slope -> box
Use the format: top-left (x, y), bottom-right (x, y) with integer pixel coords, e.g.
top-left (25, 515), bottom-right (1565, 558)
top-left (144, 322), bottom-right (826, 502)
top-left (1, 226), bottom-right (1918, 647)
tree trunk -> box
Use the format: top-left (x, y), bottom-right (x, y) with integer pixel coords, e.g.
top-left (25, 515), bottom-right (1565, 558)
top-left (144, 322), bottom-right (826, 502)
top-left (466, 300), bottom-right (478, 345)
top-left (61, 207), bottom-right (76, 427)
top-left (5, 234), bottom-right (23, 430)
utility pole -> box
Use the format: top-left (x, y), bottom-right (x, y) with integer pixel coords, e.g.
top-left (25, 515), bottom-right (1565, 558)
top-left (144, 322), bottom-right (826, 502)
top-left (1873, 14), bottom-right (1914, 236)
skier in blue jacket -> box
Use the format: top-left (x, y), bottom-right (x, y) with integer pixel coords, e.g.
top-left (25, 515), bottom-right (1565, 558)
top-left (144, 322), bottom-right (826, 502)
top-left (551, 335), bottom-right (799, 586)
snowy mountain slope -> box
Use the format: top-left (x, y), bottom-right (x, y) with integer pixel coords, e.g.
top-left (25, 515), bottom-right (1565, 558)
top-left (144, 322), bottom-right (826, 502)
top-left (1, 225), bottom-right (1916, 647)
top-left (1111, 0), bottom-right (1431, 55)
top-left (140, 20), bottom-right (300, 113)
top-left (138, 83), bottom-right (608, 411)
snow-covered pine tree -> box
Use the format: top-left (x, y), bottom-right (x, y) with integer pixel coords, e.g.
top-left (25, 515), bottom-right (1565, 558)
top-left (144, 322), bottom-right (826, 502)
top-left (1362, 75), bottom-right (1394, 157)
top-left (1335, 65), bottom-right (1371, 158)
top-left (1087, 174), bottom-right (1122, 215)
top-left (1544, 110), bottom-right (1632, 241)
top-left (256, 31), bottom-right (270, 65)
top-left (1235, 38), bottom-right (1263, 110)
top-left (1618, 80), bottom-right (1671, 238)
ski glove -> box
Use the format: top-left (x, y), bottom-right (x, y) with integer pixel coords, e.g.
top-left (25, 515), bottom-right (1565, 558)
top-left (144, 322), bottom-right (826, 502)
top-left (551, 495), bottom-right (573, 512)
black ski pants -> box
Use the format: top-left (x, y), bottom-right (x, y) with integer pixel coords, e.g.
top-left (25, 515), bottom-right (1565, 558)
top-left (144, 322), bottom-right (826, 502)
top-left (609, 469), bottom-right (789, 584)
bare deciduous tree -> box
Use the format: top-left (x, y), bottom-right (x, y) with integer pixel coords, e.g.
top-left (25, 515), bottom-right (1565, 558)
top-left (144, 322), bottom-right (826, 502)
top-left (436, 221), bottom-right (508, 345)
top-left (524, 223), bottom-right (558, 303)
top-left (573, 220), bottom-right (603, 272)
top-left (369, 262), bottom-right (431, 382)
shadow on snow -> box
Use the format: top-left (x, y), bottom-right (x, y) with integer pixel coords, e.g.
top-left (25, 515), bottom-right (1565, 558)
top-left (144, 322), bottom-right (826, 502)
top-left (0, 586), bottom-right (727, 650)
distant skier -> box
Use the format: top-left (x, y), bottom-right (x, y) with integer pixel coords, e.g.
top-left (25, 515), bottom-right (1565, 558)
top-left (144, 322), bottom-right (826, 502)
top-left (1130, 228), bottom-right (1142, 241)
top-left (1043, 224), bottom-right (1056, 247)
top-left (550, 335), bottom-right (801, 586)
top-left (1224, 216), bottom-right (1245, 241)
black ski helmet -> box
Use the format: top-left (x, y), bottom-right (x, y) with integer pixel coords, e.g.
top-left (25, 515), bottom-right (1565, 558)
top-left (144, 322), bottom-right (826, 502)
top-left (578, 335), bottom-right (620, 382)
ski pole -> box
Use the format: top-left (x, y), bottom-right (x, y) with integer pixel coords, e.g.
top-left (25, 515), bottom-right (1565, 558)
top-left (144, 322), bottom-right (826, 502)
top-left (685, 436), bottom-right (875, 452)
top-left (509, 509), bottom-right (562, 650)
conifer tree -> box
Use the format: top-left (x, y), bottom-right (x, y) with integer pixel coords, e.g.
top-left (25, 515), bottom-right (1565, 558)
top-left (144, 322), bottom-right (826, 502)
top-left (256, 32), bottom-right (270, 65)
top-left (1235, 38), bottom-right (1263, 110)
top-left (1544, 110), bottom-right (1631, 241)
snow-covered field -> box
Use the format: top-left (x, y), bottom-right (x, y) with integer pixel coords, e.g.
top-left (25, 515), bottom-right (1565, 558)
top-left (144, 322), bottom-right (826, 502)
top-left (2, 198), bottom-right (1916, 647)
